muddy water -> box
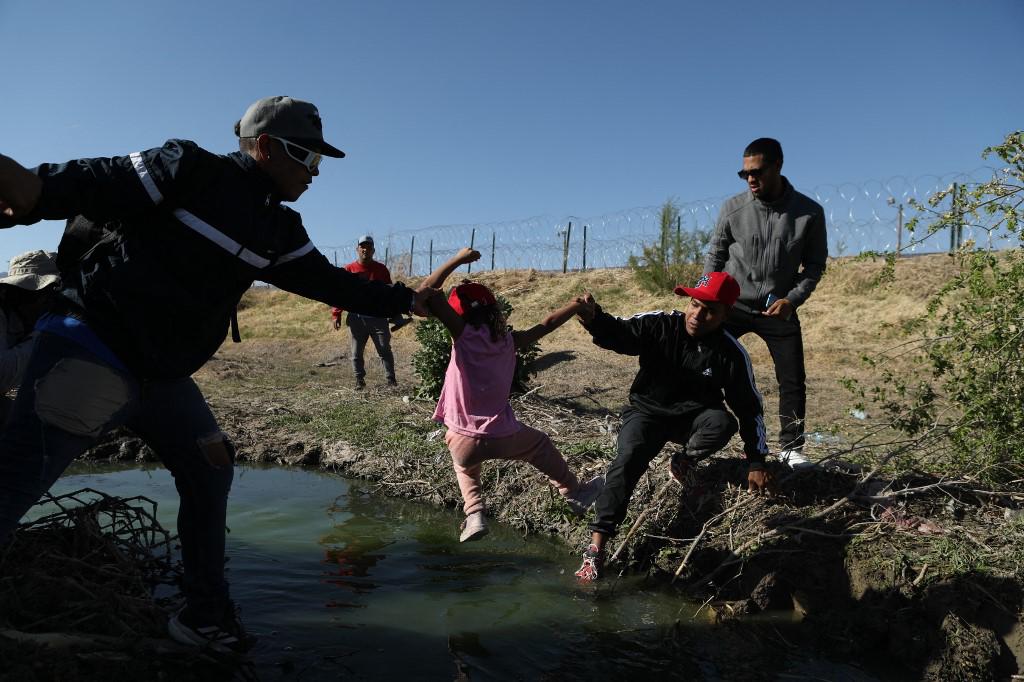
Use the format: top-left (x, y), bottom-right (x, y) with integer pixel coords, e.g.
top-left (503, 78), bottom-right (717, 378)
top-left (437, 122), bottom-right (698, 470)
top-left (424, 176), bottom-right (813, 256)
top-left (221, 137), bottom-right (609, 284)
top-left (49, 465), bottom-right (897, 681)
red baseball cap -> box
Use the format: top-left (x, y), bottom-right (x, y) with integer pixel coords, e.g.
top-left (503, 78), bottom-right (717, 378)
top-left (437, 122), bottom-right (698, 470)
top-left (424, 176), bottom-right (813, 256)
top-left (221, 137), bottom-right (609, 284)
top-left (448, 282), bottom-right (497, 316)
top-left (674, 272), bottom-right (741, 307)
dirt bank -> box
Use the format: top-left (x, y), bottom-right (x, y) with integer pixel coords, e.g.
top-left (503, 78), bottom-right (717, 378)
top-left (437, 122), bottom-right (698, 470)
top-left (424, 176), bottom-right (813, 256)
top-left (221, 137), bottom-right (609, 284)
top-left (89, 383), bottom-right (1024, 681)
top-left (72, 258), bottom-right (1024, 680)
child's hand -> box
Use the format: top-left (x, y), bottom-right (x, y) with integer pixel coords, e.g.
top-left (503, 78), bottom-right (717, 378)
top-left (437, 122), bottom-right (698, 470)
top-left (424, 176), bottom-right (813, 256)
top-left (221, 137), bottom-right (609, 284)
top-left (456, 247), bottom-right (482, 264)
top-left (413, 287), bottom-right (443, 317)
top-left (576, 293), bottom-right (597, 323)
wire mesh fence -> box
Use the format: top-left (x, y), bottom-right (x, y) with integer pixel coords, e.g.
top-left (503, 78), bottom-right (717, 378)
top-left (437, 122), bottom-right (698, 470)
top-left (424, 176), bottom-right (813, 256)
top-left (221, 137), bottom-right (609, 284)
top-left (322, 167), bottom-right (1017, 277)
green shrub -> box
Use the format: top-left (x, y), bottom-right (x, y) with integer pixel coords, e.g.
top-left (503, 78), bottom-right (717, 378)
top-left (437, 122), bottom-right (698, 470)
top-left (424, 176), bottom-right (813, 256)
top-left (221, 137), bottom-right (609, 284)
top-left (846, 131), bottom-right (1024, 483)
top-left (628, 199), bottom-right (711, 293)
top-left (412, 295), bottom-right (539, 400)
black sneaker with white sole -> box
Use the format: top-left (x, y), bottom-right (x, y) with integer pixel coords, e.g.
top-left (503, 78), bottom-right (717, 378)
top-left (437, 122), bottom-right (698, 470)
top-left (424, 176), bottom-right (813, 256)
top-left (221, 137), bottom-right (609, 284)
top-left (167, 604), bottom-right (256, 654)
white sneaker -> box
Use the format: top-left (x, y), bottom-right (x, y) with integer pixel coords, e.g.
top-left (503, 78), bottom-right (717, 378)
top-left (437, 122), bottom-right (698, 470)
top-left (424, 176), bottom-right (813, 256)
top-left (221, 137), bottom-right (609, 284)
top-left (459, 511), bottom-right (488, 542)
top-left (779, 449), bottom-right (815, 470)
top-left (167, 605), bottom-right (255, 654)
top-left (565, 476), bottom-right (605, 516)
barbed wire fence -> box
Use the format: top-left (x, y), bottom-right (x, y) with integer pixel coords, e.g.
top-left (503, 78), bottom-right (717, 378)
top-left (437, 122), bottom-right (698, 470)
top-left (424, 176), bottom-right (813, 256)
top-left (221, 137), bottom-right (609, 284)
top-left (322, 167), bottom-right (1017, 277)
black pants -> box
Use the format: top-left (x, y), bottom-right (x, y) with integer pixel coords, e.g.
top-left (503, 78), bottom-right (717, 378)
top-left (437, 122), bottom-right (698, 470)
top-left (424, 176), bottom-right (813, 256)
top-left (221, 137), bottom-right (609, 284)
top-left (724, 308), bottom-right (806, 451)
top-left (589, 406), bottom-right (737, 536)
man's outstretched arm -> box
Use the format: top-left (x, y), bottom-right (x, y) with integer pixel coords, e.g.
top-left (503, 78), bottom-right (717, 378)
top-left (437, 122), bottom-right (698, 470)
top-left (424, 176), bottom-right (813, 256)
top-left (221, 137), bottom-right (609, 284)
top-left (1, 140), bottom-right (203, 229)
top-left (0, 154), bottom-right (42, 223)
top-left (575, 292), bottom-right (644, 356)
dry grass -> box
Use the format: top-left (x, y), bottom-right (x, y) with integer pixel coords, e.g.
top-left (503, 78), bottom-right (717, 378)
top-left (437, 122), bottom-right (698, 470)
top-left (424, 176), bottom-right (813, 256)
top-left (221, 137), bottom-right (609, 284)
top-left (223, 253), bottom-right (956, 439)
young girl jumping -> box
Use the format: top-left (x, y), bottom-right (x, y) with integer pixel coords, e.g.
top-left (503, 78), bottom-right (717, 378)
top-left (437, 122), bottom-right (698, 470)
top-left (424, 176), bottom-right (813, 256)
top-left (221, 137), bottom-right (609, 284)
top-left (422, 247), bottom-right (604, 542)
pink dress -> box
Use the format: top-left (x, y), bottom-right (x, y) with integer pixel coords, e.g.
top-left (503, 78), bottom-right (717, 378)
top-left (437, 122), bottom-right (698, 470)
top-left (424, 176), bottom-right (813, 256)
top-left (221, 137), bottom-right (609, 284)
top-left (432, 325), bottom-right (520, 438)
top-left (433, 324), bottom-right (577, 515)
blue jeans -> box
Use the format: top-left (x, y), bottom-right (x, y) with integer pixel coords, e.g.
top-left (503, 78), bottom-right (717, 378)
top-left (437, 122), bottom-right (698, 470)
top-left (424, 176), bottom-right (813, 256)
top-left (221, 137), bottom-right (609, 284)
top-left (0, 332), bottom-right (234, 623)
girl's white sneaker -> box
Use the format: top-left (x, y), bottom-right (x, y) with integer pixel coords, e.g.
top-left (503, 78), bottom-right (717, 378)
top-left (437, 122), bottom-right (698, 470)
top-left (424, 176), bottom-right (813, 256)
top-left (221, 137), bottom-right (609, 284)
top-left (459, 511), bottom-right (489, 542)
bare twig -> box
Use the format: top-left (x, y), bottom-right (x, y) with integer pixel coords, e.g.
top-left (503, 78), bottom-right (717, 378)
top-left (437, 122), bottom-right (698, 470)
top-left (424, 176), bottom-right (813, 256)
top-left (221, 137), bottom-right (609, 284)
top-left (672, 497), bottom-right (752, 583)
top-left (609, 480), bottom-right (675, 563)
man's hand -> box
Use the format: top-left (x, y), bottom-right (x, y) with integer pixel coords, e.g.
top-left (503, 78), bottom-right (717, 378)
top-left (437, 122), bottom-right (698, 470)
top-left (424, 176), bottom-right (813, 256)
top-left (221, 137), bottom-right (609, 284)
top-left (456, 247), bottom-right (481, 265)
top-left (747, 467), bottom-right (775, 495)
top-left (763, 298), bottom-right (794, 320)
top-left (413, 286), bottom-right (443, 317)
top-left (576, 293), bottom-right (597, 324)
top-left (0, 154), bottom-right (42, 220)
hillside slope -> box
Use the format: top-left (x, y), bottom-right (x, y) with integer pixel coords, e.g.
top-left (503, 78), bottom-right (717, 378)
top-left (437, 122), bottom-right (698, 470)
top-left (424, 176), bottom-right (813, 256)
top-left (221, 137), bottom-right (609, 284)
top-left (224, 252), bottom-right (954, 433)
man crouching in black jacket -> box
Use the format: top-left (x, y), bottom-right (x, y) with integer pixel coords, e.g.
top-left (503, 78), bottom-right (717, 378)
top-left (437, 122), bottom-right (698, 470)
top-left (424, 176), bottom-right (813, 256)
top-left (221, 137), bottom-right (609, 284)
top-left (574, 271), bottom-right (773, 583)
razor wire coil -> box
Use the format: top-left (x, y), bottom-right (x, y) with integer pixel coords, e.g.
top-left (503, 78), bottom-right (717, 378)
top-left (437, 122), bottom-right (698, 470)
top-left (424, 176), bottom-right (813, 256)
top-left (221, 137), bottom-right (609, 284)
top-left (322, 167), bottom-right (1016, 276)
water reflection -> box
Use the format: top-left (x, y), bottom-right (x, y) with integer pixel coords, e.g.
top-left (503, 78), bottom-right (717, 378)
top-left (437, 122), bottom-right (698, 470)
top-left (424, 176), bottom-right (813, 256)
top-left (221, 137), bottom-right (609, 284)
top-left (320, 511), bottom-right (389, 598)
top-left (46, 464), bottom-right (896, 681)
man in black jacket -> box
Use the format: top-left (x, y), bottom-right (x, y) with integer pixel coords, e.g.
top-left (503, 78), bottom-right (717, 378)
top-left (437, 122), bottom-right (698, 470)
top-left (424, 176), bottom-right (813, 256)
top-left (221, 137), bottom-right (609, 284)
top-left (0, 96), bottom-right (436, 652)
top-left (574, 272), bottom-right (772, 583)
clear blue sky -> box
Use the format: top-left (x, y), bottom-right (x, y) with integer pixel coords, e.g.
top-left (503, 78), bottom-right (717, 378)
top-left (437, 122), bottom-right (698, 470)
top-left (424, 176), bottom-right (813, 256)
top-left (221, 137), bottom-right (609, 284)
top-left (1, 0), bottom-right (1021, 270)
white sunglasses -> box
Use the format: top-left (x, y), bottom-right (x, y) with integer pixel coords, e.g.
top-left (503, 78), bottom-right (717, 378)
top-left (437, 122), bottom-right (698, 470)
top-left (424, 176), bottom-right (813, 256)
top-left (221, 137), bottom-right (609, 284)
top-left (269, 135), bottom-right (322, 173)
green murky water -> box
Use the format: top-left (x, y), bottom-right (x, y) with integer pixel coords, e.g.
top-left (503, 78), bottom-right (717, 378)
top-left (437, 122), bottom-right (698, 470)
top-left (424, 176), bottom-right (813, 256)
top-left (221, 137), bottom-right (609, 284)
top-left (46, 465), bottom-right (897, 681)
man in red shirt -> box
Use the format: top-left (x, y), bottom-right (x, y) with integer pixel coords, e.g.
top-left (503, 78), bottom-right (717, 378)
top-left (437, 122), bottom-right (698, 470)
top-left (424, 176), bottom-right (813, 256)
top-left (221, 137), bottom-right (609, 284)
top-left (331, 235), bottom-right (397, 389)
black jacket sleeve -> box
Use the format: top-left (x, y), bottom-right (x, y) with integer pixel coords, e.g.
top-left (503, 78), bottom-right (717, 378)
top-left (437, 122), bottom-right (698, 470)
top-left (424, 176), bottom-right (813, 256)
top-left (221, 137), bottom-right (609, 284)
top-left (581, 307), bottom-right (651, 356)
top-left (265, 248), bottom-right (414, 318)
top-left (6, 140), bottom-right (202, 227)
top-left (720, 336), bottom-right (769, 466)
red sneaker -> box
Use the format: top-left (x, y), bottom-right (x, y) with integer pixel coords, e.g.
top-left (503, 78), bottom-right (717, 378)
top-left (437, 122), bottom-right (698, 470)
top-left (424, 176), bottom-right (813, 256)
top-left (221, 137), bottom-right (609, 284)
top-left (670, 453), bottom-right (695, 485)
top-left (574, 543), bottom-right (604, 583)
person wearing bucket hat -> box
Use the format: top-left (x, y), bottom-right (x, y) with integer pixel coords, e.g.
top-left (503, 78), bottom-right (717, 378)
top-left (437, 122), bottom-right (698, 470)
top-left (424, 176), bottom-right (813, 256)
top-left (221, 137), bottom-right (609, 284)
top-left (0, 250), bottom-right (59, 398)
top-left (572, 272), bottom-right (772, 583)
top-left (0, 97), bottom-right (442, 654)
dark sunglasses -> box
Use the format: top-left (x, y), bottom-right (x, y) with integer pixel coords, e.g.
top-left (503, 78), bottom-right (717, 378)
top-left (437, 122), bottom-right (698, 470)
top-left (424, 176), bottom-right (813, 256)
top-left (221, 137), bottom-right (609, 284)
top-left (737, 167), bottom-right (770, 180)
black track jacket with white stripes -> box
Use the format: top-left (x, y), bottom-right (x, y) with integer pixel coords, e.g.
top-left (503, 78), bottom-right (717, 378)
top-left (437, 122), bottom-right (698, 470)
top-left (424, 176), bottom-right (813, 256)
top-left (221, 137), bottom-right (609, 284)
top-left (1, 139), bottom-right (414, 380)
top-left (582, 307), bottom-right (768, 464)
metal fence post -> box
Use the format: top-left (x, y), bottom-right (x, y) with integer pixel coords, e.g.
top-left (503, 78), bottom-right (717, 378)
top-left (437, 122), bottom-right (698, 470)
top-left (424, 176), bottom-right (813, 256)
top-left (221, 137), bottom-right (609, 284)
top-left (582, 224), bottom-right (588, 271)
top-left (468, 228), bottom-right (476, 274)
top-left (409, 236), bottom-right (415, 277)
top-left (955, 184), bottom-right (964, 249)
top-left (661, 217), bottom-right (668, 270)
top-left (896, 203), bottom-right (903, 255)
top-left (562, 222), bottom-right (572, 274)
top-left (949, 183), bottom-right (957, 253)
top-left (491, 231), bottom-right (496, 271)
top-left (673, 215), bottom-right (681, 279)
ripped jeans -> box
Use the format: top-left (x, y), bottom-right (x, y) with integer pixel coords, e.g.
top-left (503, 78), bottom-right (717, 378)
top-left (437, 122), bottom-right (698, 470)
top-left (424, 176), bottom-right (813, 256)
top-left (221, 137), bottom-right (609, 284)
top-left (0, 332), bottom-right (234, 623)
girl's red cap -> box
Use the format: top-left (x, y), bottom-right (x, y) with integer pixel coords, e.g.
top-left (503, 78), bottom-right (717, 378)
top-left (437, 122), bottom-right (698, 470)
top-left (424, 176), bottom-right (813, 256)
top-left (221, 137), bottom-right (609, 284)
top-left (448, 282), bottom-right (497, 316)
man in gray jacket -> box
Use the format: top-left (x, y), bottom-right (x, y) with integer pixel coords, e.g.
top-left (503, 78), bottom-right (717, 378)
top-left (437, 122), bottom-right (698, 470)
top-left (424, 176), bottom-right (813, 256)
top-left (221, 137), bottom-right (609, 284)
top-left (704, 138), bottom-right (827, 468)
